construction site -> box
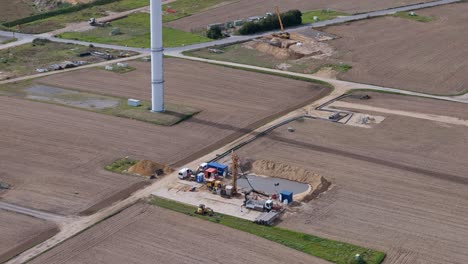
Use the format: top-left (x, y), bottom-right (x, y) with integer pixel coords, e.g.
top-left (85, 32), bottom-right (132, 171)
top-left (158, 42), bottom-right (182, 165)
top-left (0, 0), bottom-right (467, 264)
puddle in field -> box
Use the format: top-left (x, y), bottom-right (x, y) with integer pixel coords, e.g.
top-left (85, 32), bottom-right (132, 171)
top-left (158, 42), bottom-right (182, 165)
top-left (237, 174), bottom-right (309, 195)
top-left (25, 85), bottom-right (119, 110)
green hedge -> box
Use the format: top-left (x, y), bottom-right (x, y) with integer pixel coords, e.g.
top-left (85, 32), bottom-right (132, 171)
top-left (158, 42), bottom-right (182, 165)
top-left (2, 0), bottom-right (121, 27)
top-left (239, 9), bottom-right (302, 35)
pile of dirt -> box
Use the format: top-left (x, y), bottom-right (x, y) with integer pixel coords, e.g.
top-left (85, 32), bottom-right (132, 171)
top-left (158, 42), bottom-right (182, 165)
top-left (246, 35), bottom-right (333, 61)
top-left (250, 160), bottom-right (330, 200)
top-left (128, 160), bottom-right (173, 177)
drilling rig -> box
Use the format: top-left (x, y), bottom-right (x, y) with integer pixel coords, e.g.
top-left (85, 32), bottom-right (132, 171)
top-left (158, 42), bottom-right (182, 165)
top-left (273, 6), bottom-right (290, 39)
top-left (231, 151), bottom-right (239, 195)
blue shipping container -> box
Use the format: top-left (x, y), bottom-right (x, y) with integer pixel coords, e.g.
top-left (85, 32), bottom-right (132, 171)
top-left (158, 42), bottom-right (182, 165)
top-left (207, 162), bottom-right (228, 176)
top-left (280, 190), bottom-right (293, 204)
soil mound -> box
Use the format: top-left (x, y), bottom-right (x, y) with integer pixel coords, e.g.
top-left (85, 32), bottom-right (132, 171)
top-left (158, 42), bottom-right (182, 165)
top-left (251, 160), bottom-right (330, 200)
top-left (128, 160), bottom-right (173, 177)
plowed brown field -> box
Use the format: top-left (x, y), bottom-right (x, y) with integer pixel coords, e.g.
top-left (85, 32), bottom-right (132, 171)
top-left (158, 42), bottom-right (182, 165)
top-left (324, 2), bottom-right (468, 95)
top-left (0, 58), bottom-right (328, 215)
top-left (165, 0), bottom-right (432, 32)
top-left (343, 91), bottom-right (468, 120)
top-left (29, 203), bottom-right (329, 264)
top-left (0, 210), bottom-right (58, 263)
top-left (234, 98), bottom-right (468, 263)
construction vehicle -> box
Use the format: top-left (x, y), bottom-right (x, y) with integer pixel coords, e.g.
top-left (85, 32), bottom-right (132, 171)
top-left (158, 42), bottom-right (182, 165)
top-left (245, 199), bottom-right (273, 212)
top-left (272, 6), bottom-right (290, 39)
top-left (178, 168), bottom-right (194, 180)
top-left (88, 18), bottom-right (110, 27)
top-left (195, 204), bottom-right (214, 216)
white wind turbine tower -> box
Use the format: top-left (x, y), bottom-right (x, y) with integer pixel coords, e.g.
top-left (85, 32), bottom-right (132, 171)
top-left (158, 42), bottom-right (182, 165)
top-left (150, 0), bottom-right (164, 112)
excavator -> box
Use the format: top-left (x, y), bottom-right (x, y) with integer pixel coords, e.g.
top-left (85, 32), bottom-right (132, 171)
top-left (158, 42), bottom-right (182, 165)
top-left (272, 6), bottom-right (290, 39)
top-left (195, 204), bottom-right (214, 216)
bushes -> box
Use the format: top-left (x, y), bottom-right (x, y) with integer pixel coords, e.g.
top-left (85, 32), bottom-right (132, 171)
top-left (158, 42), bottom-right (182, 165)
top-left (206, 26), bottom-right (222, 39)
top-left (238, 9), bottom-right (302, 35)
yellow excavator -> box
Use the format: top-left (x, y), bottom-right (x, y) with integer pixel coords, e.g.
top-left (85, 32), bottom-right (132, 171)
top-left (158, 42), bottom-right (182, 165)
top-left (195, 204), bottom-right (214, 216)
top-left (273, 6), bottom-right (290, 39)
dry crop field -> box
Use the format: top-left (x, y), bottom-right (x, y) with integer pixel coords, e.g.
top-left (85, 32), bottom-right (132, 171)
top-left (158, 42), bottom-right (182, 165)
top-left (165, 0), bottom-right (432, 32)
top-left (0, 210), bottom-right (58, 263)
top-left (342, 91), bottom-right (468, 120)
top-left (0, 58), bottom-right (328, 216)
top-left (29, 203), bottom-right (329, 264)
top-left (0, 1), bottom-right (36, 23)
top-left (233, 97), bottom-right (468, 263)
top-left (322, 2), bottom-right (468, 95)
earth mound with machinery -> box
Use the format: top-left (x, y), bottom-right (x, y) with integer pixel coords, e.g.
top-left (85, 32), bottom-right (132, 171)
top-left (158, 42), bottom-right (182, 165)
top-left (128, 160), bottom-right (173, 177)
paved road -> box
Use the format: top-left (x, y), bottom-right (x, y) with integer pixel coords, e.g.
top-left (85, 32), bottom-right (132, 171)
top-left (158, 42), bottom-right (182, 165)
top-left (0, 201), bottom-right (68, 222)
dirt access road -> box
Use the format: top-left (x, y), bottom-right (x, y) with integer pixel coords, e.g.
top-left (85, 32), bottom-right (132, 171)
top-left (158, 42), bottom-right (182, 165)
top-left (322, 2), bottom-right (468, 95)
top-left (165, 0), bottom-right (433, 32)
top-left (29, 203), bottom-right (329, 264)
top-left (0, 210), bottom-right (58, 263)
top-left (341, 91), bottom-right (468, 120)
top-left (233, 98), bottom-right (468, 263)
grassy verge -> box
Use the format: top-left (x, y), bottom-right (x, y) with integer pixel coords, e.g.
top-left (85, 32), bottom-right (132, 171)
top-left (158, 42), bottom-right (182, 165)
top-left (101, 100), bottom-right (200, 126)
top-left (0, 40), bottom-right (136, 78)
top-left (323, 63), bottom-right (352, 73)
top-left (101, 64), bottom-right (136, 73)
top-left (393, 12), bottom-right (433, 22)
top-left (302, 10), bottom-right (348, 23)
top-left (151, 197), bottom-right (385, 264)
top-left (162, 0), bottom-right (230, 23)
top-left (0, 37), bottom-right (18, 45)
top-left (14, 0), bottom-right (150, 34)
top-left (58, 13), bottom-right (211, 48)
top-left (105, 157), bottom-right (138, 173)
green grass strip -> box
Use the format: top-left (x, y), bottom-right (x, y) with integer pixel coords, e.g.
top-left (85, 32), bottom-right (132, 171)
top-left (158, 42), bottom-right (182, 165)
top-left (302, 9), bottom-right (348, 23)
top-left (150, 196), bottom-right (386, 264)
top-left (393, 12), bottom-right (433, 22)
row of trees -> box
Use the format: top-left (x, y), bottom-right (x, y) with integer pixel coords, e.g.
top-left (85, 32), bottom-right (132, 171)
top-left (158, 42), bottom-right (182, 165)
top-left (238, 10), bottom-right (302, 35)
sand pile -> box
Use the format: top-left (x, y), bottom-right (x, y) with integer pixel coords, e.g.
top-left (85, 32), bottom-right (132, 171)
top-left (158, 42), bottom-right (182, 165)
top-left (253, 42), bottom-right (304, 60)
top-left (251, 160), bottom-right (330, 200)
top-left (128, 160), bottom-right (173, 177)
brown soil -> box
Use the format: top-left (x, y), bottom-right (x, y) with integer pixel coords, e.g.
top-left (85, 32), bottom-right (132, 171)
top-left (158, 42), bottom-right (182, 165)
top-left (0, 58), bottom-right (328, 215)
top-left (251, 159), bottom-right (330, 199)
top-left (343, 91), bottom-right (468, 120)
top-left (128, 160), bottom-right (173, 176)
top-left (322, 2), bottom-right (468, 95)
top-left (165, 0), bottom-right (432, 32)
top-left (29, 203), bottom-right (329, 264)
top-left (0, 210), bottom-right (58, 263)
top-left (0, 1), bottom-right (36, 23)
top-left (234, 103), bottom-right (468, 263)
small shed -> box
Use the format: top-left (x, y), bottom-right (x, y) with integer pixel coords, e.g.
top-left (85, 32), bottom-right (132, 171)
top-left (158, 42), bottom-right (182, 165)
top-left (280, 190), bottom-right (293, 204)
top-left (127, 98), bottom-right (141, 107)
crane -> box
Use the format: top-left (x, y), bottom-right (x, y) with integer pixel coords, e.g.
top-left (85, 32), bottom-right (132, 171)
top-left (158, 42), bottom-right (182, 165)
top-left (274, 6), bottom-right (290, 39)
